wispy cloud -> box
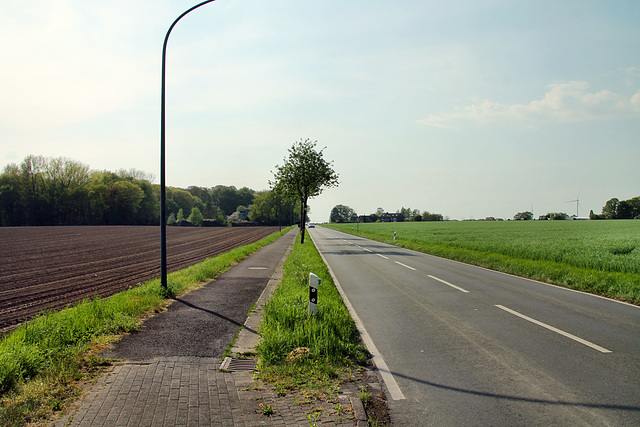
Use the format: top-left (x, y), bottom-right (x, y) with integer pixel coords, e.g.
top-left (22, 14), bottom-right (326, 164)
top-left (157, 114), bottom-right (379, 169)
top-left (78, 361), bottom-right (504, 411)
top-left (419, 81), bottom-right (640, 128)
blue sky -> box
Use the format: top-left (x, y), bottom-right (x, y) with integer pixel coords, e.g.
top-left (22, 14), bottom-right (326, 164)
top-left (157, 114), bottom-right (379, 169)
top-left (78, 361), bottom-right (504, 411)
top-left (1, 0), bottom-right (638, 221)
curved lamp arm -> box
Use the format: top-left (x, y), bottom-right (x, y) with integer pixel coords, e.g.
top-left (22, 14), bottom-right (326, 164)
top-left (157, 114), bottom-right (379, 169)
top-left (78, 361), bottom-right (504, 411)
top-left (161, 1), bottom-right (217, 288)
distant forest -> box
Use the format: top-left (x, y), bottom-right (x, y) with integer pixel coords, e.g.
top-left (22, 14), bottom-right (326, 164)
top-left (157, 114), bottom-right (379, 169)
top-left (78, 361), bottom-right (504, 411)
top-left (0, 155), bottom-right (299, 227)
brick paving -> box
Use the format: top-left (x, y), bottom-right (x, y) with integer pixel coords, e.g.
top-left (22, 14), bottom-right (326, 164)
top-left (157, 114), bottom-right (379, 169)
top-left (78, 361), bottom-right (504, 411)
top-left (54, 230), bottom-right (381, 426)
top-left (56, 357), bottom-right (376, 426)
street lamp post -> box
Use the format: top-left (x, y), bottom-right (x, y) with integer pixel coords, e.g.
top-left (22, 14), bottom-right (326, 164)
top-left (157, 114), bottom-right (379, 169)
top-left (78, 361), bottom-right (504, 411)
top-left (161, 0), bottom-right (216, 289)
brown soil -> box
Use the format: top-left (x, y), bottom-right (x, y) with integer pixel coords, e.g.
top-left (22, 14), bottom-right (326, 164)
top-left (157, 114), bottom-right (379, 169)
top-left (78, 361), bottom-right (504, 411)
top-left (0, 226), bottom-right (279, 332)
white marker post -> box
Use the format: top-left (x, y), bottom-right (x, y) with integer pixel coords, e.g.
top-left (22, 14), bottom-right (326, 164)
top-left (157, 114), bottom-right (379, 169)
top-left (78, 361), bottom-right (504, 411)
top-left (309, 273), bottom-right (322, 315)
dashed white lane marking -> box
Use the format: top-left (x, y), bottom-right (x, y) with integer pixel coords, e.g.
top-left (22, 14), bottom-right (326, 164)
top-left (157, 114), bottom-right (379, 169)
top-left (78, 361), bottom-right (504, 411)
top-left (395, 261), bottom-right (416, 271)
top-left (376, 254), bottom-right (390, 260)
top-left (427, 275), bottom-right (469, 293)
top-left (248, 267), bottom-right (267, 270)
top-left (495, 305), bottom-right (612, 353)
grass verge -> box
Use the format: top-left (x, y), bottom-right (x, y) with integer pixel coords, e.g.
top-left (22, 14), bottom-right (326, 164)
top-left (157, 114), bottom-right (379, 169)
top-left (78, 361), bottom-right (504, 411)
top-left (256, 233), bottom-right (369, 397)
top-left (0, 227), bottom-right (291, 427)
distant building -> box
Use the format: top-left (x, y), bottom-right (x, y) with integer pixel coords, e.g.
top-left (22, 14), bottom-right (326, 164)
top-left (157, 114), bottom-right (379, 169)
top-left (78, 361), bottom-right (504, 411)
top-left (380, 212), bottom-right (405, 222)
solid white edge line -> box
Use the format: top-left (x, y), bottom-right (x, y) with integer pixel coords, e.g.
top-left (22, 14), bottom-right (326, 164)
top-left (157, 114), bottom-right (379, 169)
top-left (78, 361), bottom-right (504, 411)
top-left (427, 275), bottom-right (469, 293)
top-left (395, 261), bottom-right (416, 271)
top-left (495, 305), bottom-right (612, 353)
top-left (310, 229), bottom-right (406, 401)
top-left (376, 254), bottom-right (390, 259)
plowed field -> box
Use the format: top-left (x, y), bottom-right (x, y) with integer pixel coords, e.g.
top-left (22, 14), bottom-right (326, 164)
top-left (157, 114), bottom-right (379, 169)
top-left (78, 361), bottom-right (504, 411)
top-left (0, 226), bottom-right (279, 332)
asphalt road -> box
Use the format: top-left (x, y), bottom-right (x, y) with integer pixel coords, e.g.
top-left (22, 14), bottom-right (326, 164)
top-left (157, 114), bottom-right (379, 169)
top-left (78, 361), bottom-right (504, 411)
top-left (309, 227), bottom-right (640, 426)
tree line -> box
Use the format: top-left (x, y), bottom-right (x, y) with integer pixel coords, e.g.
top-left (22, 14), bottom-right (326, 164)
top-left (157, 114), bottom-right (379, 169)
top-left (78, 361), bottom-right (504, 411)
top-left (513, 196), bottom-right (640, 221)
top-left (590, 197), bottom-right (640, 220)
top-left (329, 205), bottom-right (444, 223)
top-left (0, 155), bottom-right (300, 227)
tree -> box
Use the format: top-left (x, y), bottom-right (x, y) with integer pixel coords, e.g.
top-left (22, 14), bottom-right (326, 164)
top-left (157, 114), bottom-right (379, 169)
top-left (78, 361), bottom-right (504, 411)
top-left (422, 211), bottom-right (444, 221)
top-left (539, 212), bottom-right (569, 221)
top-left (514, 211), bottom-right (533, 221)
top-left (330, 204), bottom-right (357, 223)
top-left (167, 212), bottom-right (177, 225)
top-left (210, 185), bottom-right (254, 216)
top-left (107, 180), bottom-right (144, 224)
top-left (188, 206), bottom-right (204, 226)
top-left (602, 198), bottom-right (619, 219)
top-left (249, 191), bottom-right (299, 226)
top-left (271, 139), bottom-right (339, 243)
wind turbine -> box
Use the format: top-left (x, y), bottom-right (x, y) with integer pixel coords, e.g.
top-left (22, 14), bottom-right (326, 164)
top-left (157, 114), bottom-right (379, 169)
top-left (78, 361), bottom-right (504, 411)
top-left (567, 189), bottom-right (582, 217)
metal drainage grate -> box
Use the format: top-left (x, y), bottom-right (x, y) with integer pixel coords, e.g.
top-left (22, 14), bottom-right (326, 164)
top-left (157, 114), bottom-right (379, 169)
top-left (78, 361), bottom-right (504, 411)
top-left (220, 357), bottom-right (257, 372)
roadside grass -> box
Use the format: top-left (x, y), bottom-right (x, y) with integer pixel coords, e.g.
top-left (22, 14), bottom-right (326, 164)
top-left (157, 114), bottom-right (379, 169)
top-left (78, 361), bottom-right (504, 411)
top-left (256, 233), bottom-right (369, 398)
top-left (327, 221), bottom-right (640, 305)
top-left (0, 228), bottom-right (290, 427)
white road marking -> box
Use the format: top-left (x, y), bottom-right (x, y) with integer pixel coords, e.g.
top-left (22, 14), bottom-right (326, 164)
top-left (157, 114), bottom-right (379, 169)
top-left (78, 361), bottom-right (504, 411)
top-left (427, 275), bottom-right (469, 293)
top-left (362, 247), bottom-right (372, 252)
top-left (376, 254), bottom-right (390, 259)
top-left (248, 267), bottom-right (267, 270)
top-left (310, 232), bottom-right (406, 401)
top-left (395, 261), bottom-right (416, 271)
top-left (495, 305), bottom-right (612, 353)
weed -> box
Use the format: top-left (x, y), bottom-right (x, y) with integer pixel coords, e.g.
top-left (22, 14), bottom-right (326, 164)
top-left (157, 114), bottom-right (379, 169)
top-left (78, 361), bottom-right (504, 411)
top-left (307, 410), bottom-right (321, 426)
top-left (259, 402), bottom-right (274, 416)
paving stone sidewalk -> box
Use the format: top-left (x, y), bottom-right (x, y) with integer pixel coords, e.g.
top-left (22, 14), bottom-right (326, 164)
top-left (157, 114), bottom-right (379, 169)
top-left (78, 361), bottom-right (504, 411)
top-left (54, 230), bottom-right (384, 426)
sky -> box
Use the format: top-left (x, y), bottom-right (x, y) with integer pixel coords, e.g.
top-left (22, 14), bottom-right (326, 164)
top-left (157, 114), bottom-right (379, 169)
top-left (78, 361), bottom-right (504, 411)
top-left (1, 0), bottom-right (639, 222)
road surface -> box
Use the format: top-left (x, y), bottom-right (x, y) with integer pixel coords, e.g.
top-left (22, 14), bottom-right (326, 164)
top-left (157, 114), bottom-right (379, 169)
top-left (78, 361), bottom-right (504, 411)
top-left (310, 227), bottom-right (640, 426)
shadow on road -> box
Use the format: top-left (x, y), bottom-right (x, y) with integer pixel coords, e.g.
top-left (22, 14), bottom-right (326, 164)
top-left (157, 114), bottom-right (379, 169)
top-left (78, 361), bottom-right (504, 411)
top-left (389, 370), bottom-right (640, 412)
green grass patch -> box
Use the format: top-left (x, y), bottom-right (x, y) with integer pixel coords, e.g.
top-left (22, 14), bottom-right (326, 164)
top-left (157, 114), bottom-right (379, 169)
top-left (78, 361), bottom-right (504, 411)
top-left (326, 220), bottom-right (640, 304)
top-left (0, 227), bottom-right (291, 427)
top-left (256, 234), bottom-right (369, 397)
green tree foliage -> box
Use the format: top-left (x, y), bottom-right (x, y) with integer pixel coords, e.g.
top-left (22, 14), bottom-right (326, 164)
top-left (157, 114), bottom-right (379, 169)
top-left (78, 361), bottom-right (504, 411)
top-left (271, 139), bottom-right (339, 243)
top-left (601, 197), bottom-right (640, 219)
top-left (210, 185), bottom-right (254, 216)
top-left (249, 191), bottom-right (299, 226)
top-left (176, 208), bottom-right (185, 223)
top-left (108, 180), bottom-right (144, 224)
top-left (602, 198), bottom-right (619, 219)
top-left (421, 211), bottom-right (444, 221)
top-left (514, 211), bottom-right (534, 221)
top-left (188, 206), bottom-right (204, 226)
top-left (539, 212), bottom-right (569, 221)
top-left (167, 212), bottom-right (177, 225)
top-left (329, 204), bottom-right (357, 223)
top-left (399, 207), bottom-right (422, 221)
top-left (0, 155), bottom-right (261, 227)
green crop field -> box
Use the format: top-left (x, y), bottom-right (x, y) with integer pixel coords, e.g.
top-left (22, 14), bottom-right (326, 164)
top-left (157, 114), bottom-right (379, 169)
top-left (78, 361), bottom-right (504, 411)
top-left (326, 220), bottom-right (640, 304)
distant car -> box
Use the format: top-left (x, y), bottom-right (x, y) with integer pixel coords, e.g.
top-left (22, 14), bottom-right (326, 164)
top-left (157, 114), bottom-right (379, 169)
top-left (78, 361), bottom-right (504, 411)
top-left (308, 223), bottom-right (315, 228)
